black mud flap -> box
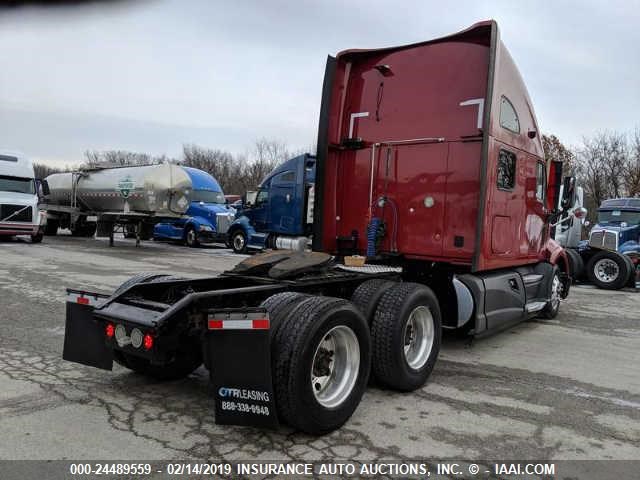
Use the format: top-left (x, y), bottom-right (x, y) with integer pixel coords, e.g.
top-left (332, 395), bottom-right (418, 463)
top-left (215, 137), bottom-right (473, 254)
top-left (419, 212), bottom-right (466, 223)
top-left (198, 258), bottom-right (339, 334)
top-left (62, 290), bottom-right (114, 370)
top-left (205, 308), bottom-right (279, 429)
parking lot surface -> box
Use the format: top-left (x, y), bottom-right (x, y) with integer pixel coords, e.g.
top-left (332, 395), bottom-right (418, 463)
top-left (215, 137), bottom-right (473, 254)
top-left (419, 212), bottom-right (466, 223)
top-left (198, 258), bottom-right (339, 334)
top-left (1, 235), bottom-right (639, 461)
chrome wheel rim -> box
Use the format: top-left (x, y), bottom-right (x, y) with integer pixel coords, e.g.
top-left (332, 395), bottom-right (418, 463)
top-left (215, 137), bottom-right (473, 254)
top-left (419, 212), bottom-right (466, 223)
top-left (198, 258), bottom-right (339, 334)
top-left (403, 306), bottom-right (434, 370)
top-left (187, 229), bottom-right (196, 245)
top-left (550, 274), bottom-right (561, 310)
top-left (311, 325), bottom-right (360, 408)
top-left (594, 258), bottom-right (619, 283)
top-left (233, 233), bottom-right (245, 251)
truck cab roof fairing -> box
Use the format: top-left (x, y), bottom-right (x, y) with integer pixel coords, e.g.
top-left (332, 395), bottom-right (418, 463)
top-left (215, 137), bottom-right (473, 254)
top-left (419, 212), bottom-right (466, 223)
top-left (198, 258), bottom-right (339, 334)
top-left (315, 21), bottom-right (548, 272)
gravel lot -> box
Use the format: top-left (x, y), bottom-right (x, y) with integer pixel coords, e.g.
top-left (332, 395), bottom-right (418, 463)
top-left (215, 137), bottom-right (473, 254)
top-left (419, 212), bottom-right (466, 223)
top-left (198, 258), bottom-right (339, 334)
top-left (1, 234), bottom-right (639, 462)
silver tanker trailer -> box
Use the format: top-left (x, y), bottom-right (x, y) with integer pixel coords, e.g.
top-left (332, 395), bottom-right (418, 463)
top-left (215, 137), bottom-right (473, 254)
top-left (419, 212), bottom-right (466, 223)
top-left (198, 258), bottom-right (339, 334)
top-left (41, 163), bottom-right (193, 245)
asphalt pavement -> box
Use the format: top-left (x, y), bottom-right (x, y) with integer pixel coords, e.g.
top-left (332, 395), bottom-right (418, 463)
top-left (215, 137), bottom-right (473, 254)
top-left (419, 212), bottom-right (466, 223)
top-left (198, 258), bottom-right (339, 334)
top-left (1, 234), bottom-right (638, 462)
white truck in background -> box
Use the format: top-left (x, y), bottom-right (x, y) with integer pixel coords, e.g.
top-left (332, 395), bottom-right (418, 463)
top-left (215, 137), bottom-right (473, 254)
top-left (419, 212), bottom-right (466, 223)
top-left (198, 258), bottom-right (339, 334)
top-left (554, 177), bottom-right (638, 289)
top-left (0, 151), bottom-right (47, 243)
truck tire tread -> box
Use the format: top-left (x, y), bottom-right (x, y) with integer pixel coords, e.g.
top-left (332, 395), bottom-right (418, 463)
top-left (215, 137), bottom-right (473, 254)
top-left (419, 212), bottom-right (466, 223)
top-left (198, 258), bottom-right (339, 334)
top-left (586, 250), bottom-right (631, 290)
top-left (351, 279), bottom-right (395, 324)
top-left (371, 282), bottom-right (441, 392)
top-left (272, 296), bottom-right (370, 434)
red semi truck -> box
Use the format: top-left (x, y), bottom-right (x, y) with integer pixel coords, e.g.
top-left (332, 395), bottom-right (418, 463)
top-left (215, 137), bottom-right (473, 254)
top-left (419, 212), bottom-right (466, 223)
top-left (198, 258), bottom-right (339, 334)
top-left (62, 21), bottom-right (573, 435)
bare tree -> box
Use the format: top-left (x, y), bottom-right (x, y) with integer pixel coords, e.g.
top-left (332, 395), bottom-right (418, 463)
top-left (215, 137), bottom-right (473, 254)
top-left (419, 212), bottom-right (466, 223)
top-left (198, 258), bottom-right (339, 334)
top-left (542, 134), bottom-right (576, 174)
top-left (625, 128), bottom-right (640, 197)
top-left (33, 163), bottom-right (64, 179)
top-left (82, 150), bottom-right (168, 168)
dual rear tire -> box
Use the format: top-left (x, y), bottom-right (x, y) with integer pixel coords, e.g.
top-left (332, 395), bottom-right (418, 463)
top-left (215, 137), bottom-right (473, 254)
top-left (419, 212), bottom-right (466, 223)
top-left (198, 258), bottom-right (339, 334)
top-left (260, 281), bottom-right (442, 434)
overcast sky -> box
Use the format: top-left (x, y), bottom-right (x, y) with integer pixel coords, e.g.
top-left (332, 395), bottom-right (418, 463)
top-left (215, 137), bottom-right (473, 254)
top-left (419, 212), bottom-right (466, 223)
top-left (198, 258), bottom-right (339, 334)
top-left (1, 0), bottom-right (638, 168)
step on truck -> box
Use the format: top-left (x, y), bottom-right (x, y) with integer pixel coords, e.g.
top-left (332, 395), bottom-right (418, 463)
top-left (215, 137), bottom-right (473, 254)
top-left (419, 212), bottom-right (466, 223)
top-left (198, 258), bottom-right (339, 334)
top-left (63, 21), bottom-right (575, 435)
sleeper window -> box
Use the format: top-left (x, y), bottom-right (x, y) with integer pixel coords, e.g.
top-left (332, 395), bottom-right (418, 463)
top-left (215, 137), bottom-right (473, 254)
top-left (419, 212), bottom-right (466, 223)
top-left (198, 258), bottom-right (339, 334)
top-left (500, 96), bottom-right (520, 133)
top-left (497, 150), bottom-right (516, 190)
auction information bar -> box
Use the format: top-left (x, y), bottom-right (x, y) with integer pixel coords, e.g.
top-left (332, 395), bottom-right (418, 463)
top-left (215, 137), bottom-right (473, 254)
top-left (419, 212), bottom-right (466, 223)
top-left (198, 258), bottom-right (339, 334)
top-left (1, 460), bottom-right (638, 479)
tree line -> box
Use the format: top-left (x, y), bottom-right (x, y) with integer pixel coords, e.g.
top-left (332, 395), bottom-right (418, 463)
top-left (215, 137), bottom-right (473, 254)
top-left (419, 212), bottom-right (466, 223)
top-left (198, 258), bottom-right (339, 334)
top-left (34, 129), bottom-right (639, 219)
top-left (543, 129), bottom-right (640, 222)
top-left (33, 139), bottom-right (309, 195)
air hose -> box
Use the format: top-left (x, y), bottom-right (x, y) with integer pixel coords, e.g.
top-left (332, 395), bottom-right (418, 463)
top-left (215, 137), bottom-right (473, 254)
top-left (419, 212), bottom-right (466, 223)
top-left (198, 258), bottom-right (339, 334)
top-left (367, 217), bottom-right (382, 257)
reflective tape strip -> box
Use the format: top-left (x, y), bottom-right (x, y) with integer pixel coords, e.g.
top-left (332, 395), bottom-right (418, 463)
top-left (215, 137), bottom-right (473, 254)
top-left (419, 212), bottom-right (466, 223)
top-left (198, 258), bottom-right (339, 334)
top-left (208, 318), bottom-right (270, 330)
top-left (66, 292), bottom-right (97, 306)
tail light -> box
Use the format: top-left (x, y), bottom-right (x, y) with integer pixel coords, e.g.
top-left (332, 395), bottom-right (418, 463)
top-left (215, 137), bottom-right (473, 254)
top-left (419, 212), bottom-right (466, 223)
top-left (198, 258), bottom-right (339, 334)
top-left (143, 333), bottom-right (154, 350)
top-left (105, 323), bottom-right (115, 338)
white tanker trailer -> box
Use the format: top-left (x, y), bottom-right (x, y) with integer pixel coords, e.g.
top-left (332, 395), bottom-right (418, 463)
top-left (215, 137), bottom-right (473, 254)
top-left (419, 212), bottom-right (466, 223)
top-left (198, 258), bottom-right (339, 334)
top-left (41, 163), bottom-right (194, 245)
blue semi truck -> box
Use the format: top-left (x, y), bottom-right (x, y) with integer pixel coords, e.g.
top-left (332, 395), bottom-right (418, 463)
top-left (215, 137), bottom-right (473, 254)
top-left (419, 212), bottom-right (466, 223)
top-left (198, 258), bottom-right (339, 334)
top-left (227, 153), bottom-right (315, 253)
top-left (153, 167), bottom-right (234, 247)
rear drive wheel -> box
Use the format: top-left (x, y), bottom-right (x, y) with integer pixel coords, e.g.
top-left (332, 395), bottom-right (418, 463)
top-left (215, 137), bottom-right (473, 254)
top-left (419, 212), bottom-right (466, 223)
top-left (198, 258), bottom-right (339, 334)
top-left (44, 219), bottom-right (59, 236)
top-left (112, 272), bottom-right (171, 297)
top-left (260, 292), bottom-right (309, 336)
top-left (539, 269), bottom-right (562, 319)
top-left (565, 248), bottom-right (584, 282)
top-left (184, 225), bottom-right (199, 247)
top-left (230, 230), bottom-right (248, 254)
top-left (350, 279), bottom-right (395, 324)
top-left (371, 282), bottom-right (441, 391)
top-left (586, 250), bottom-right (631, 290)
top-left (271, 296), bottom-right (370, 434)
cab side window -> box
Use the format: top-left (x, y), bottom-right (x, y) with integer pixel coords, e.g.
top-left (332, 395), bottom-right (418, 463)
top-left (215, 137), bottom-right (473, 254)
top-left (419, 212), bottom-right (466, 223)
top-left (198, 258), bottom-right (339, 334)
top-left (497, 149), bottom-right (516, 190)
top-left (255, 190), bottom-right (269, 206)
top-left (499, 96), bottom-right (520, 133)
top-left (274, 170), bottom-right (296, 184)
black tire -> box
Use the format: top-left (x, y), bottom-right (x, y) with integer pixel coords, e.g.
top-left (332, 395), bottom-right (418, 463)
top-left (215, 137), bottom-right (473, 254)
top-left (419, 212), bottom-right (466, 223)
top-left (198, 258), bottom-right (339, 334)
top-left (260, 292), bottom-right (309, 337)
top-left (96, 221), bottom-right (114, 238)
top-left (621, 254), bottom-right (636, 288)
top-left (184, 225), bottom-right (199, 248)
top-left (44, 219), bottom-right (59, 236)
top-left (539, 268), bottom-right (562, 319)
top-left (350, 279), bottom-right (395, 324)
top-left (124, 225), bottom-right (137, 239)
top-left (116, 347), bottom-right (202, 381)
top-left (272, 296), bottom-right (371, 434)
top-left (565, 248), bottom-right (584, 282)
top-left (84, 223), bottom-right (97, 237)
top-left (230, 229), bottom-right (248, 254)
top-left (586, 250), bottom-right (631, 290)
top-left (30, 232), bottom-right (43, 243)
top-left (112, 272), bottom-right (169, 297)
top-left (371, 282), bottom-right (442, 391)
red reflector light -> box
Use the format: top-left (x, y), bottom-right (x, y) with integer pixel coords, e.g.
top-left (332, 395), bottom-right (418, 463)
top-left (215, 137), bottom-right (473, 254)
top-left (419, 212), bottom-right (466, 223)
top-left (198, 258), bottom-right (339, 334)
top-left (252, 319), bottom-right (270, 329)
top-left (208, 319), bottom-right (223, 330)
top-left (77, 297), bottom-right (90, 305)
top-left (105, 323), bottom-right (115, 338)
top-left (143, 333), bottom-right (154, 350)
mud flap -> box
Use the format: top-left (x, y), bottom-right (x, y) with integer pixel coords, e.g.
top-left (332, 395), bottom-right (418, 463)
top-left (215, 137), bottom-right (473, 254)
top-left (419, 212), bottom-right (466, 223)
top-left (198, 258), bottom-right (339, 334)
top-left (205, 308), bottom-right (278, 429)
top-left (62, 290), bottom-right (113, 370)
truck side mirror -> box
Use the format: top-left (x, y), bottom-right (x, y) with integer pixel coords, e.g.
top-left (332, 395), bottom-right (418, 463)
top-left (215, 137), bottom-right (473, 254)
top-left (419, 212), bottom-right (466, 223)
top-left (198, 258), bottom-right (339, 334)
top-left (572, 206), bottom-right (587, 219)
top-left (38, 179), bottom-right (50, 196)
top-left (561, 176), bottom-right (576, 210)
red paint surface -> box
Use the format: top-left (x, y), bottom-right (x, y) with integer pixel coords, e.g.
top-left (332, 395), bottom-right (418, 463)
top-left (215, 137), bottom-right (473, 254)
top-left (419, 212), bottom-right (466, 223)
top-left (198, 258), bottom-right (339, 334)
top-left (320, 21), bottom-right (561, 271)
